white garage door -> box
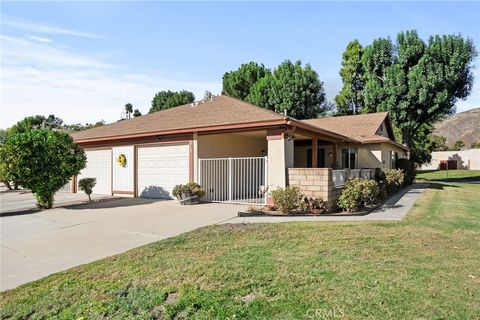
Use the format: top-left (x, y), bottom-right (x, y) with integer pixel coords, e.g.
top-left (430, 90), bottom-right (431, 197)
top-left (137, 144), bottom-right (189, 199)
top-left (78, 149), bottom-right (112, 195)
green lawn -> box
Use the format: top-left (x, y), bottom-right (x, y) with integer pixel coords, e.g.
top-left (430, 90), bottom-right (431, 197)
top-left (416, 169), bottom-right (480, 182)
top-left (1, 177), bottom-right (479, 319)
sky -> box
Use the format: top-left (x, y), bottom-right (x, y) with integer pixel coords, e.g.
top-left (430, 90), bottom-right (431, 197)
top-left (1, 1), bottom-right (479, 128)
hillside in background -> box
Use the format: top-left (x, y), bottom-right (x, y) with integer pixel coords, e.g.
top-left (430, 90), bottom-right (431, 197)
top-left (433, 108), bottom-right (480, 148)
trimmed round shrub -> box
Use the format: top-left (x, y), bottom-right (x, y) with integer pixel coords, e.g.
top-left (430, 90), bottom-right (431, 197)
top-left (337, 178), bottom-right (380, 212)
top-left (172, 182), bottom-right (205, 200)
top-left (384, 169), bottom-right (405, 194)
top-left (0, 130), bottom-right (86, 209)
top-left (270, 186), bottom-right (303, 214)
top-left (397, 158), bottom-right (415, 185)
top-left (78, 177), bottom-right (96, 201)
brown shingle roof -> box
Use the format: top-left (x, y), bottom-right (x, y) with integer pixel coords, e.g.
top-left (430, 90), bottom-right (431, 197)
top-left (303, 112), bottom-right (407, 150)
top-left (71, 96), bottom-right (288, 141)
top-left (303, 112), bottom-right (389, 141)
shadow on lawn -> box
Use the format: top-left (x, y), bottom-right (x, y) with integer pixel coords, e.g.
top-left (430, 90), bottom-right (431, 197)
top-left (418, 175), bottom-right (480, 183)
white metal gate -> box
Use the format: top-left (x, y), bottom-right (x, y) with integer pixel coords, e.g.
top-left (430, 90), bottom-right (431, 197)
top-left (198, 157), bottom-right (268, 205)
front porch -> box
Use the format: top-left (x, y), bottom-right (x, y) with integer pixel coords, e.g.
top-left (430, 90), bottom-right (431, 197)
top-left (194, 126), bottom-right (373, 208)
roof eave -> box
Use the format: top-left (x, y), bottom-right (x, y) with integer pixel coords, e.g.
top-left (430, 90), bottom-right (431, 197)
top-left (360, 139), bottom-right (409, 151)
top-left (73, 119), bottom-right (290, 144)
top-left (290, 119), bottom-right (359, 143)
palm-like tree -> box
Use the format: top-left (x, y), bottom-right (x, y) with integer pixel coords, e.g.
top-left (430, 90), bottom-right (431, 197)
top-left (125, 103), bottom-right (133, 119)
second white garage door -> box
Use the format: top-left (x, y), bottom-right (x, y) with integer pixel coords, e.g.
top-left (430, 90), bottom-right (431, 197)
top-left (78, 149), bottom-right (112, 195)
top-left (137, 144), bottom-right (190, 199)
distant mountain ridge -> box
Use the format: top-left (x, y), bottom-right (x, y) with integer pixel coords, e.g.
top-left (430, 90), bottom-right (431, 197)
top-left (433, 108), bottom-right (480, 148)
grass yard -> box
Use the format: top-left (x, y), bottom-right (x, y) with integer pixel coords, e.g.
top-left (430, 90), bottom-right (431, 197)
top-left (1, 175), bottom-right (479, 319)
top-left (416, 169), bottom-right (480, 182)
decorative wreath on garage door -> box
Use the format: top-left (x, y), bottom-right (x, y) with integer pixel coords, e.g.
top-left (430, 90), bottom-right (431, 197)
top-left (117, 153), bottom-right (127, 167)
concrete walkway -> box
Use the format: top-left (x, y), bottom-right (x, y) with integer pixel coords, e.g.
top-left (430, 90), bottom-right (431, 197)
top-left (222, 183), bottom-right (428, 224)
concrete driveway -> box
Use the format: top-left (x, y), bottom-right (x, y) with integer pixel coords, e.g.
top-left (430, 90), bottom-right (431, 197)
top-left (0, 189), bottom-right (111, 214)
top-left (1, 196), bottom-right (241, 291)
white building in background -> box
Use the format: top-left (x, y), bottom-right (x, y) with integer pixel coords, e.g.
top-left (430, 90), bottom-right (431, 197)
top-left (420, 149), bottom-right (480, 170)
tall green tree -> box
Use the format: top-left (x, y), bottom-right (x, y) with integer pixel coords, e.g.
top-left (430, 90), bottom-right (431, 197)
top-left (361, 31), bottom-right (476, 152)
top-left (335, 40), bottom-right (365, 115)
top-left (362, 37), bottom-right (394, 113)
top-left (125, 103), bottom-right (133, 119)
top-left (0, 130), bottom-right (86, 208)
top-left (222, 62), bottom-right (269, 100)
top-left (246, 60), bottom-right (327, 119)
top-left (149, 90), bottom-right (195, 113)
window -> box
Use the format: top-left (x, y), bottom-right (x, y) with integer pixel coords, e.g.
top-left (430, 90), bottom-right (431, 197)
top-left (390, 151), bottom-right (398, 169)
top-left (307, 148), bottom-right (325, 168)
top-left (341, 148), bottom-right (357, 169)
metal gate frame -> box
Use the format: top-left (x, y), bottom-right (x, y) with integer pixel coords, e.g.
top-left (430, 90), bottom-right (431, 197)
top-left (198, 157), bottom-right (268, 205)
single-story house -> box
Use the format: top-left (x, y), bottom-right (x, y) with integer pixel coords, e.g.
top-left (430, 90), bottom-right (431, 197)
top-left (69, 95), bottom-right (407, 209)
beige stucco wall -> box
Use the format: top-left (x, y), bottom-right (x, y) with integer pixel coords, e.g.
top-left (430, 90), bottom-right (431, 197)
top-left (420, 149), bottom-right (480, 170)
top-left (197, 132), bottom-right (267, 158)
top-left (358, 144), bottom-right (382, 168)
top-left (268, 138), bottom-right (294, 190)
top-left (331, 143), bottom-right (405, 169)
top-left (381, 143), bottom-right (406, 169)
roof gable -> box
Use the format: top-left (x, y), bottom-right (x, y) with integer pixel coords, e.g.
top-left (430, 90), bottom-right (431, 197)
top-left (303, 112), bottom-right (396, 142)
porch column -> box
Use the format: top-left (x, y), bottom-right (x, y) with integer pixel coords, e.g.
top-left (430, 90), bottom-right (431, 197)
top-left (332, 142), bottom-right (337, 169)
top-left (266, 128), bottom-right (294, 193)
top-left (192, 132), bottom-right (199, 182)
top-left (312, 137), bottom-right (318, 168)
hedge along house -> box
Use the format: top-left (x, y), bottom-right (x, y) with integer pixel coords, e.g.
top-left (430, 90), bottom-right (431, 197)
top-left (70, 95), bottom-right (407, 208)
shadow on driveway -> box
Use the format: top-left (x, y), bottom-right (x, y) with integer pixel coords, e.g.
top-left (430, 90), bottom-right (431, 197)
top-left (66, 197), bottom-right (164, 210)
top-left (0, 197), bottom-right (165, 217)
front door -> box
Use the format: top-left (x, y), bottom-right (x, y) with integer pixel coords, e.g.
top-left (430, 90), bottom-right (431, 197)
top-left (307, 148), bottom-right (325, 167)
top-left (112, 146), bottom-right (134, 195)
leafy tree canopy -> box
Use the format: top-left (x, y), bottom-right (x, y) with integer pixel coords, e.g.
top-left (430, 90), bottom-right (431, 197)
top-left (245, 60), bottom-right (327, 119)
top-left (203, 90), bottom-right (215, 101)
top-left (453, 140), bottom-right (465, 151)
top-left (335, 40), bottom-right (365, 115)
top-left (430, 135), bottom-right (449, 151)
top-left (7, 115), bottom-right (105, 134)
top-left (149, 90), bottom-right (195, 113)
top-left (471, 141), bottom-right (480, 149)
top-left (222, 62), bottom-right (269, 100)
top-left (0, 130), bottom-right (86, 208)
top-left (363, 31), bottom-right (476, 150)
top-left (63, 121), bottom-right (105, 132)
top-left (133, 109), bottom-right (142, 117)
top-left (8, 115), bottom-right (63, 135)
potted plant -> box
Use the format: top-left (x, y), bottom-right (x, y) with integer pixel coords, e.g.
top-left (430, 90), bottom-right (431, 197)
top-left (172, 182), bottom-right (205, 205)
